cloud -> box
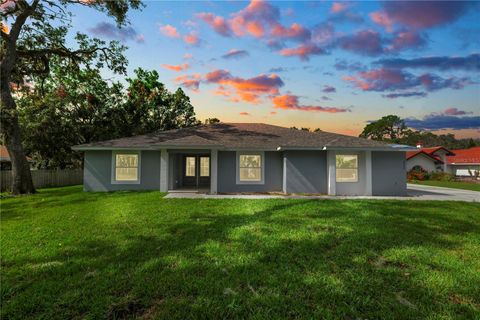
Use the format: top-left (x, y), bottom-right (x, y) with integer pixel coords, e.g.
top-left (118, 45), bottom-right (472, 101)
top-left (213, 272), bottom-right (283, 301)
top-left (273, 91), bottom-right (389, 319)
top-left (334, 59), bottom-right (366, 72)
top-left (174, 74), bottom-right (201, 92)
top-left (269, 67), bottom-right (287, 72)
top-left (271, 23), bottom-right (311, 42)
top-left (161, 63), bottom-right (189, 71)
top-left (343, 68), bottom-right (472, 92)
top-left (443, 107), bottom-right (473, 116)
top-left (183, 32), bottom-right (200, 45)
top-left (322, 85), bottom-right (336, 93)
top-left (160, 24), bottom-right (180, 38)
top-left (405, 115), bottom-right (480, 130)
top-left (270, 111), bottom-right (277, 115)
top-left (279, 43), bottom-right (326, 61)
top-left (197, 12), bottom-right (232, 36)
top-left (183, 53), bottom-right (193, 59)
top-left (386, 30), bottom-right (427, 52)
top-left (222, 49), bottom-right (250, 59)
top-left (369, 11), bottom-right (394, 32)
top-left (272, 94), bottom-right (349, 113)
top-left (376, 1), bottom-right (477, 30)
top-left (239, 112), bottom-right (251, 116)
top-left (382, 92), bottom-right (427, 99)
top-left (338, 29), bottom-right (384, 56)
top-left (375, 54), bottom-right (480, 71)
top-left (205, 69), bottom-right (284, 103)
top-left (330, 2), bottom-right (348, 14)
top-left (89, 22), bottom-right (144, 43)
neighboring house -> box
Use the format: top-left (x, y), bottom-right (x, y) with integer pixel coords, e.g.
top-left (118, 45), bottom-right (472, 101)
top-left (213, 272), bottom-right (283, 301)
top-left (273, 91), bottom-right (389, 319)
top-left (406, 146), bottom-right (454, 173)
top-left (0, 145), bottom-right (33, 170)
top-left (447, 146), bottom-right (480, 177)
top-left (72, 123), bottom-right (414, 196)
top-left (406, 145), bottom-right (480, 177)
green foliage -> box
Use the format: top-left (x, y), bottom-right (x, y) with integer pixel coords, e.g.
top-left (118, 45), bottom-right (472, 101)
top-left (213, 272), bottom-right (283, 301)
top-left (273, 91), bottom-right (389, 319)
top-left (360, 115), bottom-right (407, 141)
top-left (360, 115), bottom-right (480, 149)
top-left (428, 172), bottom-right (455, 182)
top-left (17, 66), bottom-right (198, 169)
top-left (1, 186), bottom-right (480, 319)
top-left (204, 118), bottom-right (220, 124)
top-left (407, 166), bottom-right (429, 181)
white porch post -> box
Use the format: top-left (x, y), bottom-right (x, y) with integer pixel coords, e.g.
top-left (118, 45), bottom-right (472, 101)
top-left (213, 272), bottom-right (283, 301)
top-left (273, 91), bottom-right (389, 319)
top-left (365, 151), bottom-right (372, 196)
top-left (327, 150), bottom-right (336, 196)
top-left (160, 149), bottom-right (168, 192)
top-left (210, 149), bottom-right (218, 194)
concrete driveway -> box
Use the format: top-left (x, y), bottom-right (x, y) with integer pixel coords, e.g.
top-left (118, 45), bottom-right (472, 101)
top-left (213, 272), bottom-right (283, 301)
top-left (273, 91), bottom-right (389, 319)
top-left (406, 184), bottom-right (480, 202)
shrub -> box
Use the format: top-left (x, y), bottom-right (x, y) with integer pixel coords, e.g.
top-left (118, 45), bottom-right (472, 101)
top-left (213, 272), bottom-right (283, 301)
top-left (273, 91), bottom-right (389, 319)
top-left (429, 172), bottom-right (454, 181)
top-left (407, 166), bottom-right (428, 181)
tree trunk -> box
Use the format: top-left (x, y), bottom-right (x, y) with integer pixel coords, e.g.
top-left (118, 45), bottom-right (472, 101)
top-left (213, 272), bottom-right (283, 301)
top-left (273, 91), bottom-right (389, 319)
top-left (0, 83), bottom-right (35, 194)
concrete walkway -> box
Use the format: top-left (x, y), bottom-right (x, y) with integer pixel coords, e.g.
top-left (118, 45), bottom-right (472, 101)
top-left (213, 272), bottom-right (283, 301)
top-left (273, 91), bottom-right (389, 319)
top-left (164, 184), bottom-right (479, 202)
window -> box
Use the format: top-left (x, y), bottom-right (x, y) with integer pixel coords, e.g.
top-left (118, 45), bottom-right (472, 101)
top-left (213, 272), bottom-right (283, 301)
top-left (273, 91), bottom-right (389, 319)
top-left (185, 157), bottom-right (196, 177)
top-left (200, 157), bottom-right (210, 177)
top-left (114, 153), bottom-right (139, 182)
top-left (237, 153), bottom-right (263, 183)
top-left (336, 154), bottom-right (358, 182)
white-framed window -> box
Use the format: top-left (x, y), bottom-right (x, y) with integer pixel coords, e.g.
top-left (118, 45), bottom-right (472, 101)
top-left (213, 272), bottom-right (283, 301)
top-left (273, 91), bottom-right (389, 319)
top-left (236, 151), bottom-right (264, 184)
top-left (111, 151), bottom-right (141, 184)
top-left (336, 154), bottom-right (358, 182)
top-left (200, 156), bottom-right (210, 177)
top-left (185, 156), bottom-right (196, 177)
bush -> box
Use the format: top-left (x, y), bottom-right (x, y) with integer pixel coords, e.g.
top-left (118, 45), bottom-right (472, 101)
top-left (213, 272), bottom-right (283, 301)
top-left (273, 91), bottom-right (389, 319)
top-left (429, 172), bottom-right (454, 181)
top-left (407, 167), bottom-right (428, 181)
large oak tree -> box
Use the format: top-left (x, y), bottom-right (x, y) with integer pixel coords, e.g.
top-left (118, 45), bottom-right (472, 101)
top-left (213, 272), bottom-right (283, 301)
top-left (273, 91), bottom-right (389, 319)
top-left (1, 0), bottom-right (141, 194)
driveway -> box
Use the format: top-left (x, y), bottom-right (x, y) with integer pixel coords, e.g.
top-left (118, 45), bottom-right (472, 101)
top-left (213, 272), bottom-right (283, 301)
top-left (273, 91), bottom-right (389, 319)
top-left (166, 184), bottom-right (479, 202)
top-left (406, 183), bottom-right (479, 202)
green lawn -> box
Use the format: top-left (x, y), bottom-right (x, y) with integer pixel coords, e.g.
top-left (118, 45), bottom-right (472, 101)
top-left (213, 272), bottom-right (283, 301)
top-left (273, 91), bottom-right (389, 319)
top-left (410, 180), bottom-right (480, 192)
top-left (1, 186), bottom-right (480, 319)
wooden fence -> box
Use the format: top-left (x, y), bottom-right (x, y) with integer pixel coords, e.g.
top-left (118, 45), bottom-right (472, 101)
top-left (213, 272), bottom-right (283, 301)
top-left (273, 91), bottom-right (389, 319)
top-left (0, 169), bottom-right (83, 192)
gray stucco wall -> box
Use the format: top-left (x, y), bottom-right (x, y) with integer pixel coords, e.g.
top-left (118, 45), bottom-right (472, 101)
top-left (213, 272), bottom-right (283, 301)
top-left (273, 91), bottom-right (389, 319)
top-left (284, 150), bottom-right (327, 194)
top-left (372, 151), bottom-right (407, 196)
top-left (217, 151), bottom-right (283, 192)
top-left (84, 150), bottom-right (160, 191)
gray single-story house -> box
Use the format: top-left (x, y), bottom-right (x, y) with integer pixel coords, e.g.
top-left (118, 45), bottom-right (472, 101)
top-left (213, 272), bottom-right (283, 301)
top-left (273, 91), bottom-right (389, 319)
top-left (72, 123), bottom-right (414, 196)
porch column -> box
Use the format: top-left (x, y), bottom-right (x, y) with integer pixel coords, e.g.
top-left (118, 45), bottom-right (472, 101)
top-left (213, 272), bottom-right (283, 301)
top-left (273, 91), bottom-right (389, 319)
top-left (327, 150), bottom-right (336, 195)
top-left (210, 149), bottom-right (218, 194)
top-left (160, 149), bottom-right (168, 192)
top-left (365, 151), bottom-right (372, 196)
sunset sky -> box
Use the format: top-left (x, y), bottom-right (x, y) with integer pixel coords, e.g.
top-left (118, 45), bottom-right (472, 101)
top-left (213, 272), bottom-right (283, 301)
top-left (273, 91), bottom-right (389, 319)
top-left (70, 0), bottom-right (479, 138)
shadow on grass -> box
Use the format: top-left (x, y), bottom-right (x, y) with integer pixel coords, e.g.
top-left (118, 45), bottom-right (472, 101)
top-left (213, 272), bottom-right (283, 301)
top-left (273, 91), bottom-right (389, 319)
top-left (1, 193), bottom-right (479, 319)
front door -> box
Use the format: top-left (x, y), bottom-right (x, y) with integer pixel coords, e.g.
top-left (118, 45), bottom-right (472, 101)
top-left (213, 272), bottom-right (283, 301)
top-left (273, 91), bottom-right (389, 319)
top-left (182, 155), bottom-right (210, 188)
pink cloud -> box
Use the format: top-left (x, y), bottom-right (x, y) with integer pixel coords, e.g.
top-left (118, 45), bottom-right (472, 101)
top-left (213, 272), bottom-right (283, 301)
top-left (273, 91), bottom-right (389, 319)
top-left (205, 69), bottom-right (284, 103)
top-left (339, 29), bottom-right (383, 56)
top-left (183, 32), bottom-right (200, 45)
top-left (197, 12), bottom-right (232, 36)
top-left (330, 2), bottom-right (348, 14)
top-left (272, 94), bottom-right (348, 113)
top-left (443, 107), bottom-right (472, 116)
top-left (271, 23), bottom-right (311, 41)
top-left (279, 43), bottom-right (325, 61)
top-left (160, 24), bottom-right (180, 38)
top-left (161, 63), bottom-right (189, 71)
top-left (369, 11), bottom-right (394, 32)
top-left (183, 53), bottom-right (193, 59)
top-left (174, 74), bottom-right (201, 92)
top-left (239, 112), bottom-right (251, 116)
top-left (386, 30), bottom-right (426, 52)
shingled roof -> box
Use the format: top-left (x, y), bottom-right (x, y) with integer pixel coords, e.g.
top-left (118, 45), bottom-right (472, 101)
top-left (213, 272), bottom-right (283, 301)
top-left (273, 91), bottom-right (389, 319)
top-left (73, 123), bottom-right (412, 151)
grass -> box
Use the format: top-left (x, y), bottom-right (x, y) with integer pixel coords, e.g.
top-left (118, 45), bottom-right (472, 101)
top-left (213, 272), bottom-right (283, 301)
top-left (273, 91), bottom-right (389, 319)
top-left (410, 180), bottom-right (480, 192)
top-left (1, 186), bottom-right (480, 319)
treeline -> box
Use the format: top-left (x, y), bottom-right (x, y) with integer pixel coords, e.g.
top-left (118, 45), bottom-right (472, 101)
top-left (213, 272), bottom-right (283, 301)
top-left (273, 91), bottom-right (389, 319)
top-left (360, 115), bottom-right (479, 149)
top-left (16, 64), bottom-right (198, 169)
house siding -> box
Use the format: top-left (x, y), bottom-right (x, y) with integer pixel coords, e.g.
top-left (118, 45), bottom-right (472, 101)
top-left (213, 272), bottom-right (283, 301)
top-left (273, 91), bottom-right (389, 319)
top-left (217, 151), bottom-right (283, 193)
top-left (84, 150), bottom-right (160, 191)
top-left (406, 154), bottom-right (438, 172)
top-left (372, 151), bottom-right (407, 196)
top-left (284, 150), bottom-right (328, 194)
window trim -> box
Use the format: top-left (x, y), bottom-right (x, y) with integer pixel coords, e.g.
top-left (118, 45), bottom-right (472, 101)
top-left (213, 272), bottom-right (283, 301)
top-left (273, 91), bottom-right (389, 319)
top-left (236, 151), bottom-right (265, 185)
top-left (199, 156), bottom-right (210, 177)
top-left (111, 150), bottom-right (141, 184)
top-left (335, 154), bottom-right (358, 183)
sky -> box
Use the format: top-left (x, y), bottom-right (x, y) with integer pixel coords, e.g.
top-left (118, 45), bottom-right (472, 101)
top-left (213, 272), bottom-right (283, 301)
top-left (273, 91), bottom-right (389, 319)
top-left (72, 1), bottom-right (479, 138)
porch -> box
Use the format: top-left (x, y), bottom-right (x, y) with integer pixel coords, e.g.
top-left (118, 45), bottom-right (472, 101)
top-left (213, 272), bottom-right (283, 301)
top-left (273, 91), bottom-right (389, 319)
top-left (161, 149), bottom-right (218, 194)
